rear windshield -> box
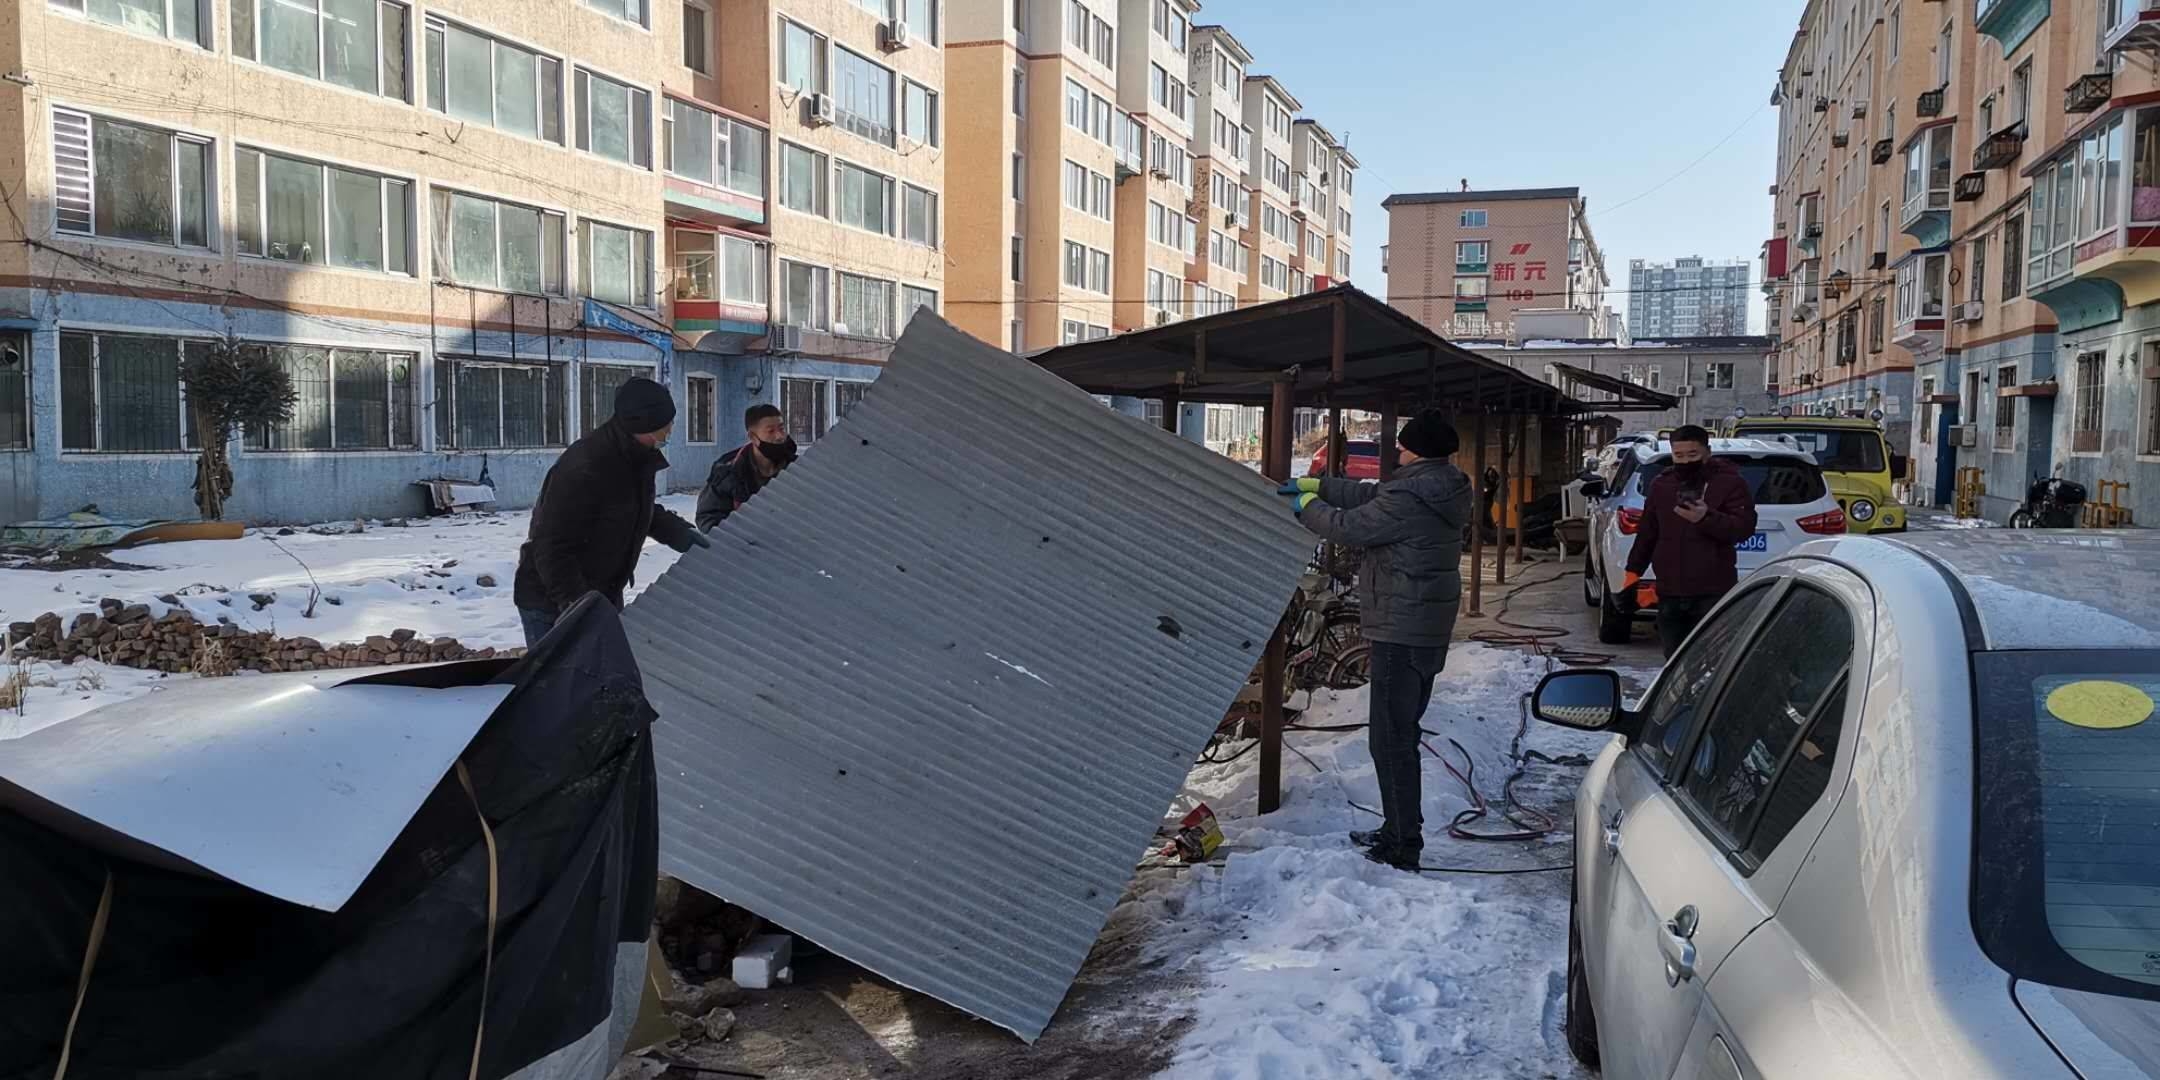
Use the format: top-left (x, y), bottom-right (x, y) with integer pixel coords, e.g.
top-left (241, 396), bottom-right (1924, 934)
top-left (1346, 441), bottom-right (1378, 456)
top-left (1974, 651), bottom-right (2160, 1002)
top-left (1633, 456), bottom-right (1828, 506)
top-left (1739, 427), bottom-right (1887, 473)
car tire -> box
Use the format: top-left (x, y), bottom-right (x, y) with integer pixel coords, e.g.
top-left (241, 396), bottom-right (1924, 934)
top-left (1582, 552), bottom-right (1601, 609)
top-left (2009, 509), bottom-right (2036, 530)
top-left (1597, 580), bottom-right (1633, 645)
top-left (1564, 863), bottom-right (1602, 1069)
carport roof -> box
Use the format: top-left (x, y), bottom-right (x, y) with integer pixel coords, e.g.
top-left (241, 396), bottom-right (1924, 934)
top-left (1029, 287), bottom-right (1584, 415)
top-left (1543, 361), bottom-right (1681, 412)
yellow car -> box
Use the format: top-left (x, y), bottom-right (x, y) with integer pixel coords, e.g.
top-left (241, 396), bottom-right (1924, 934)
top-left (1726, 416), bottom-right (1906, 532)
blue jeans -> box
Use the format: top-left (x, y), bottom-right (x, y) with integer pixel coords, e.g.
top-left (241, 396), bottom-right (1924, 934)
top-left (518, 607), bottom-right (559, 650)
top-left (1367, 641), bottom-right (1447, 850)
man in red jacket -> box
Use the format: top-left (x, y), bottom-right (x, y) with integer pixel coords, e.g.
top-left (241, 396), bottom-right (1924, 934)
top-left (1622, 425), bottom-right (1759, 657)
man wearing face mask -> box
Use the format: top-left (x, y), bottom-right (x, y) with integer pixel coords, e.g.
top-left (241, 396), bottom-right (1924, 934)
top-left (513, 376), bottom-right (708, 648)
top-left (696, 404), bottom-right (800, 532)
top-left (1622, 424), bottom-right (1758, 657)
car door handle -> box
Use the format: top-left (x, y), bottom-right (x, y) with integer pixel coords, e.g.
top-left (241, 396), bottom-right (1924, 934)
top-left (1602, 808), bottom-right (1624, 854)
top-left (1661, 904), bottom-right (1700, 987)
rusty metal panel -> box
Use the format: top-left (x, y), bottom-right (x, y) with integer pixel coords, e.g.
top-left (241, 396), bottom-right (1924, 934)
top-left (624, 314), bottom-right (1311, 1040)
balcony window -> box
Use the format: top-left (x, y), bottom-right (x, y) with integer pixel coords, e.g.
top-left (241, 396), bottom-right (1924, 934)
top-left (1895, 252), bottom-right (1947, 324)
top-left (51, 110), bottom-right (212, 250)
top-left (425, 18), bottom-right (560, 141)
top-left (672, 231), bottom-right (767, 305)
top-left (1456, 240), bottom-right (1488, 269)
top-left (1455, 276), bottom-right (1488, 300)
top-left (585, 0), bottom-right (648, 26)
top-left (1459, 208), bottom-right (1487, 228)
top-left (575, 68), bottom-right (653, 168)
top-left (56, 0), bottom-right (210, 48)
top-left (580, 220), bottom-right (654, 308)
top-left (235, 0), bottom-right (407, 98)
top-left (833, 48), bottom-right (895, 146)
top-left (236, 147), bottom-right (411, 274)
top-left (2137, 108), bottom-right (2160, 223)
top-left (663, 99), bottom-right (766, 197)
top-left (432, 189), bottom-right (564, 295)
top-left (781, 260), bottom-right (830, 330)
top-left (837, 273), bottom-right (895, 339)
top-left (1902, 126), bottom-right (1953, 224)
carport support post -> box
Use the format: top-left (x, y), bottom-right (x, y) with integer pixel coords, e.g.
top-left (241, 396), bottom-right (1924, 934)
top-left (1514, 411), bottom-right (1530, 563)
top-left (1260, 372), bottom-right (1297, 816)
top-left (1161, 382), bottom-right (1182, 435)
top-left (1469, 373), bottom-right (1487, 618)
top-left (1378, 399), bottom-right (1398, 480)
top-left (1496, 385), bottom-right (1511, 586)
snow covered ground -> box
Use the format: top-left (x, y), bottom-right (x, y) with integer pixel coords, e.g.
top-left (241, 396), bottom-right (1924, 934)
top-left (1130, 644), bottom-right (1646, 1080)
top-left (0, 496), bottom-right (695, 738)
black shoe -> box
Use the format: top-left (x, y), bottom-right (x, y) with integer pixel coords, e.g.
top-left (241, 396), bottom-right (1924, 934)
top-left (1364, 842), bottom-right (1424, 872)
top-left (1349, 829), bottom-right (1383, 849)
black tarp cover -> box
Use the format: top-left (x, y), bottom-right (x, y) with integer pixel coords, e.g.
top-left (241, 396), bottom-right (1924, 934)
top-left (0, 596), bottom-right (658, 1080)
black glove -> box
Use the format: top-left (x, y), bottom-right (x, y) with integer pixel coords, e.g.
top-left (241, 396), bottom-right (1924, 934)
top-left (676, 530), bottom-right (712, 553)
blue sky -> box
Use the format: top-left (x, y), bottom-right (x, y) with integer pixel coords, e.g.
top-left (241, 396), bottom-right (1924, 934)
top-left (1221, 0), bottom-right (1795, 332)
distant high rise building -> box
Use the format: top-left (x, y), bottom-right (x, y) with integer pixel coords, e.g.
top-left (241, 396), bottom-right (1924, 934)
top-left (1628, 258), bottom-right (1750, 338)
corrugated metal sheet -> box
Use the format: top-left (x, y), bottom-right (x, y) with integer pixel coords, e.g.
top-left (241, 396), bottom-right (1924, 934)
top-left (624, 314), bottom-right (1311, 1040)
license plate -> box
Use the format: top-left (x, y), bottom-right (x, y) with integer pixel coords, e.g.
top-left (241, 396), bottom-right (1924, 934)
top-left (1736, 533), bottom-right (1769, 553)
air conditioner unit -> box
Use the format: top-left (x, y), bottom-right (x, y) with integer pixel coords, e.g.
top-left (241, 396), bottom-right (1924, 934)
top-left (1149, 165), bottom-right (1173, 180)
top-left (1224, 209), bottom-right (1240, 228)
top-left (770, 325), bottom-right (805, 353)
top-left (805, 93), bottom-right (836, 127)
top-left (1952, 424), bottom-right (1979, 448)
top-left (879, 17), bottom-right (912, 50)
top-left (1153, 309), bottom-right (1172, 326)
top-left (1675, 385), bottom-right (1697, 398)
top-left (1957, 300), bottom-right (1985, 323)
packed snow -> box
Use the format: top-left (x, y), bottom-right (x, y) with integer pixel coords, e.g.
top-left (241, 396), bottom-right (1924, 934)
top-left (1127, 643), bottom-right (1647, 1080)
top-left (0, 496), bottom-right (695, 737)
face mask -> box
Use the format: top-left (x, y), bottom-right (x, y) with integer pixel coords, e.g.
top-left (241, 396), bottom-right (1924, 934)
top-left (758, 438), bottom-right (797, 465)
top-left (652, 434), bottom-right (671, 450)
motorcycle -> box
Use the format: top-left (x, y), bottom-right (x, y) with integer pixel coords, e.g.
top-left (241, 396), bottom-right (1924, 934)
top-left (2009, 476), bottom-right (2088, 530)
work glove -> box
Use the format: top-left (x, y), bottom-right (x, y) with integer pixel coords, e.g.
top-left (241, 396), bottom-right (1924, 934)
top-left (1277, 478), bottom-right (1321, 497)
top-left (1289, 492), bottom-right (1319, 515)
top-left (675, 530), bottom-right (713, 553)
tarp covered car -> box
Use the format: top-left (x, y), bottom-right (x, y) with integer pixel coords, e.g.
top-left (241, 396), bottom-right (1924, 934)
top-left (0, 598), bottom-right (659, 1080)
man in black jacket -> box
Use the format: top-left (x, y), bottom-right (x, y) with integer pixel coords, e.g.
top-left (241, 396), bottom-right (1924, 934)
top-left (513, 377), bottom-right (708, 647)
top-left (1280, 410), bottom-right (1472, 871)
top-left (695, 404), bottom-right (799, 532)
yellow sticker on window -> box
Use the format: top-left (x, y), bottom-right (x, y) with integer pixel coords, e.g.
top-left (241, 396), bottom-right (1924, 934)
top-left (2046, 681), bottom-right (2156, 730)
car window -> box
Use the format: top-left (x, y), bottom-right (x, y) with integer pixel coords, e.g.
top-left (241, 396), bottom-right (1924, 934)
top-left (1632, 456), bottom-right (1828, 506)
top-left (1607, 454), bottom-right (1638, 494)
top-left (1973, 651), bottom-right (2160, 1002)
top-left (1635, 585), bottom-right (1777, 775)
top-left (1347, 441), bottom-right (1378, 456)
top-left (1741, 427), bottom-right (1887, 473)
top-left (1674, 587), bottom-right (1855, 851)
top-left (1747, 675), bottom-right (1847, 862)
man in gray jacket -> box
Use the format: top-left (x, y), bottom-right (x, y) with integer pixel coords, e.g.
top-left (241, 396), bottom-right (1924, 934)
top-left (1280, 409), bottom-right (1471, 870)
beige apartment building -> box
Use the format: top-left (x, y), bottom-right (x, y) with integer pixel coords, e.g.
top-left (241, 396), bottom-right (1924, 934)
top-left (708, 0), bottom-right (945, 440)
top-left (0, 0), bottom-right (683, 524)
top-left (1184, 24), bottom-right (1252, 320)
top-left (1240, 74), bottom-right (1299, 306)
top-left (1768, 0), bottom-right (2160, 525)
top-left (1292, 118), bottom-right (1355, 289)
top-left (1382, 186), bottom-right (1609, 341)
top-left (1113, 0), bottom-right (1198, 333)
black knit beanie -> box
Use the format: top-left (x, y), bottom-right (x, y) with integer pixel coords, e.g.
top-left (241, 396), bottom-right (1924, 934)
top-left (1397, 410), bottom-right (1460, 459)
top-left (614, 377), bottom-right (677, 434)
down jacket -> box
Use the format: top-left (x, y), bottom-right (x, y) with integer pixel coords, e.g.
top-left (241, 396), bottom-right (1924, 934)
top-left (1296, 457), bottom-right (1474, 648)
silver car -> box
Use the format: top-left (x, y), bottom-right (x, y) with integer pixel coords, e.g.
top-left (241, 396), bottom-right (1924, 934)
top-left (1533, 530), bottom-right (2160, 1079)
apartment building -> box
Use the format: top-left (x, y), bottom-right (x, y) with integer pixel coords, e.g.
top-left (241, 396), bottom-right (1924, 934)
top-left (1766, 0), bottom-right (2160, 523)
top-left (1381, 186), bottom-right (1610, 341)
top-left (1292, 119), bottom-right (1355, 289)
top-left (1184, 24), bottom-right (1251, 322)
top-left (715, 0), bottom-right (945, 446)
top-left (1240, 75), bottom-right (1299, 306)
top-left (1628, 257), bottom-right (1750, 337)
top-left (1113, 0), bottom-right (1198, 333)
top-left (0, 0), bottom-right (693, 524)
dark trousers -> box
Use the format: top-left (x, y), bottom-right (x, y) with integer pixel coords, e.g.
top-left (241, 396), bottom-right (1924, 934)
top-left (1655, 595), bottom-right (1720, 658)
top-left (1367, 640), bottom-right (1447, 850)
top-left (518, 606), bottom-right (559, 650)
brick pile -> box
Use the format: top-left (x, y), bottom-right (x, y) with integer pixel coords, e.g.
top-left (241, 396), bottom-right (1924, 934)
top-left (7, 599), bottom-right (513, 674)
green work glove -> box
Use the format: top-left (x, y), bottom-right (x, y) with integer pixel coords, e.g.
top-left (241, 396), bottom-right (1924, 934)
top-left (1276, 477), bottom-right (1321, 497)
top-left (1290, 492), bottom-right (1319, 514)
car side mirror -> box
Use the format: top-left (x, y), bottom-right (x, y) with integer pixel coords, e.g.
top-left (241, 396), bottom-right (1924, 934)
top-left (1579, 478), bottom-right (1608, 500)
top-left (1532, 670), bottom-right (1625, 732)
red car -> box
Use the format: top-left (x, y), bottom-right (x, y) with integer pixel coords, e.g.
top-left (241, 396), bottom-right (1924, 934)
top-left (1308, 439), bottom-right (1382, 480)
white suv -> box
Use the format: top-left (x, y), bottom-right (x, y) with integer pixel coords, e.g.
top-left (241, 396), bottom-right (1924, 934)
top-left (1581, 438), bottom-right (1845, 644)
